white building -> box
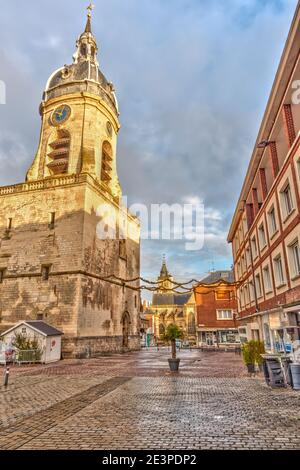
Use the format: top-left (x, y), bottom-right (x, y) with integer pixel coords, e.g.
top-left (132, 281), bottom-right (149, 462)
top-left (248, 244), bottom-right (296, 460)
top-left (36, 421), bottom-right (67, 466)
top-left (1, 321), bottom-right (63, 364)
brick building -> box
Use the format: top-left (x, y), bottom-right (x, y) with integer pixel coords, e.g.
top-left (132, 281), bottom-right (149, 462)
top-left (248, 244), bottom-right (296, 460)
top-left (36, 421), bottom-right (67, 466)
top-left (228, 2), bottom-right (300, 352)
top-left (194, 271), bottom-right (239, 347)
top-left (0, 9), bottom-right (141, 357)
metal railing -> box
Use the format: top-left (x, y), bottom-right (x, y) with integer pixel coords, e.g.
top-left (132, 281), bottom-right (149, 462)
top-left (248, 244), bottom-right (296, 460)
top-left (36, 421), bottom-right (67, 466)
top-left (15, 349), bottom-right (42, 364)
top-left (0, 349), bottom-right (42, 365)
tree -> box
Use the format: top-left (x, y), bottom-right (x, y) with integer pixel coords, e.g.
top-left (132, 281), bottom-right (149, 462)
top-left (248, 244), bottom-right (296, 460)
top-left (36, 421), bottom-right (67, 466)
top-left (164, 324), bottom-right (184, 359)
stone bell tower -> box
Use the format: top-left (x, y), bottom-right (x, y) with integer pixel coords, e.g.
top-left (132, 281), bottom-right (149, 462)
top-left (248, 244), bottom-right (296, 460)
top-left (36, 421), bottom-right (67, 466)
top-left (0, 5), bottom-right (141, 357)
top-left (27, 4), bottom-right (121, 199)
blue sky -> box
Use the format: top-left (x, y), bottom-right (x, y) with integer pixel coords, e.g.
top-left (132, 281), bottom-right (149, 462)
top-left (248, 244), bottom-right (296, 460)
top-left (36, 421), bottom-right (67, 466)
top-left (0, 0), bottom-right (298, 297)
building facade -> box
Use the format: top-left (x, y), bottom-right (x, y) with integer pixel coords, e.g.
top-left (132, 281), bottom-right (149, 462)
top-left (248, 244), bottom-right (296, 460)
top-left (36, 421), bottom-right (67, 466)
top-left (0, 10), bottom-right (141, 357)
top-left (146, 260), bottom-right (197, 344)
top-left (194, 271), bottom-right (239, 347)
top-left (228, 3), bottom-right (300, 353)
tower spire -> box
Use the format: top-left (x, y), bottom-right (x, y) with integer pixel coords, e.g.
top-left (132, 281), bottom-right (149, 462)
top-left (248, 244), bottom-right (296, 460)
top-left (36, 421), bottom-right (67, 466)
top-left (160, 254), bottom-right (169, 278)
top-left (85, 3), bottom-right (95, 33)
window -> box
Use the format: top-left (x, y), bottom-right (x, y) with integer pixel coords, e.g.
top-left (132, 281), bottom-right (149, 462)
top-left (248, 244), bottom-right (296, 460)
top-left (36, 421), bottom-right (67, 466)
top-left (47, 129), bottom-right (70, 175)
top-left (263, 265), bottom-right (272, 293)
top-left (242, 217), bottom-right (248, 235)
top-left (274, 256), bottom-right (285, 287)
top-left (49, 212), bottom-right (55, 230)
top-left (216, 290), bottom-right (231, 300)
top-left (249, 281), bottom-right (255, 301)
top-left (289, 241), bottom-right (300, 278)
top-left (241, 255), bottom-right (246, 273)
top-left (239, 288), bottom-right (243, 309)
top-left (244, 285), bottom-right (249, 304)
top-left (217, 310), bottom-right (233, 320)
top-left (101, 141), bottom-right (113, 185)
top-left (255, 274), bottom-right (262, 298)
top-left (251, 236), bottom-right (258, 258)
top-left (119, 240), bottom-right (127, 260)
top-left (37, 314), bottom-right (44, 320)
top-left (281, 183), bottom-right (294, 219)
top-left (268, 207), bottom-right (277, 237)
top-left (188, 313), bottom-right (196, 334)
top-left (237, 261), bottom-right (241, 278)
top-left (246, 247), bottom-right (251, 267)
top-left (0, 269), bottom-right (5, 284)
top-left (41, 265), bottom-right (51, 281)
top-left (258, 223), bottom-right (267, 250)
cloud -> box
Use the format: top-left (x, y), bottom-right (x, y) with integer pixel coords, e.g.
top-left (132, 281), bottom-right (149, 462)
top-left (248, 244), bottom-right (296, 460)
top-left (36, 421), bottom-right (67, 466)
top-left (0, 0), bottom-right (298, 299)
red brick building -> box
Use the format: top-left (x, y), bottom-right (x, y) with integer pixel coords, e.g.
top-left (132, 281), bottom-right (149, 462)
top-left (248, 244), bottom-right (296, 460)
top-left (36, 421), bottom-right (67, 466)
top-left (194, 271), bottom-right (239, 347)
top-left (228, 2), bottom-right (300, 352)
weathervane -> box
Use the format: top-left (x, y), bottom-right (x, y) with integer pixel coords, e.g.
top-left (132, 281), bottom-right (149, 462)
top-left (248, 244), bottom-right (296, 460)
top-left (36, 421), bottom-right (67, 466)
top-left (87, 3), bottom-right (95, 18)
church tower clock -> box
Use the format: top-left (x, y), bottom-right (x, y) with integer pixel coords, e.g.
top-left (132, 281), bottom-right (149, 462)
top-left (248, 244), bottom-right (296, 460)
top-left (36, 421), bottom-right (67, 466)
top-left (0, 5), bottom-right (141, 357)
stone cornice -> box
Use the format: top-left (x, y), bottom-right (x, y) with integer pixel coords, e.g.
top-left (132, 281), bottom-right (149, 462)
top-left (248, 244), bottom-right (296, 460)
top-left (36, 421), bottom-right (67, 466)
top-left (0, 173), bottom-right (139, 225)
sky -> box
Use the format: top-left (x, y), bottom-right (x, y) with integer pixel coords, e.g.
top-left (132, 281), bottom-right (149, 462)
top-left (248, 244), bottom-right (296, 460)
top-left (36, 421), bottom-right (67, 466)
top-left (0, 0), bottom-right (298, 298)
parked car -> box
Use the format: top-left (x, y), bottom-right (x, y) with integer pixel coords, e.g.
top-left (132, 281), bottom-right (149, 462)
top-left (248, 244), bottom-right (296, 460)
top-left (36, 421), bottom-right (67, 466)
top-left (182, 341), bottom-right (190, 349)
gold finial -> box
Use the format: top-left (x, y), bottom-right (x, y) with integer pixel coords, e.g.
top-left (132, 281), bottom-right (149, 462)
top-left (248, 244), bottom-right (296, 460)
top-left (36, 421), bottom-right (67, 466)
top-left (87, 3), bottom-right (95, 18)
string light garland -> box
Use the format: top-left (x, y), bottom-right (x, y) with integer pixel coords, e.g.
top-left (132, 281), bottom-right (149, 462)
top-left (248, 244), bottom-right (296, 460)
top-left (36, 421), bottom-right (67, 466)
top-left (96, 273), bottom-right (241, 296)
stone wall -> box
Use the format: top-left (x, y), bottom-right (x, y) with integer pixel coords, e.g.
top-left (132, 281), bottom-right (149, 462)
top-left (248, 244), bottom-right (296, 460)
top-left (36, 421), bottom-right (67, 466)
top-left (63, 334), bottom-right (141, 358)
top-left (0, 175), bottom-right (141, 356)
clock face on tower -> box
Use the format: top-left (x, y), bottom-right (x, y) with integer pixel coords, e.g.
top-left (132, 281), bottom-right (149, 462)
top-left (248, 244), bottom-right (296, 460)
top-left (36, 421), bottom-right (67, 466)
top-left (51, 105), bottom-right (71, 126)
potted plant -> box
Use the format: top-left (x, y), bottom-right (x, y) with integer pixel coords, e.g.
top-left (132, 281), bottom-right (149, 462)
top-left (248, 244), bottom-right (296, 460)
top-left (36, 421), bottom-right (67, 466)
top-left (164, 324), bottom-right (183, 372)
top-left (255, 340), bottom-right (266, 372)
top-left (241, 341), bottom-right (256, 374)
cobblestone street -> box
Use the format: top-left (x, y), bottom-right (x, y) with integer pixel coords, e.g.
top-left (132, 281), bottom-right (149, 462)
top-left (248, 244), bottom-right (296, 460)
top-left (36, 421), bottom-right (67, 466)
top-left (1, 349), bottom-right (299, 450)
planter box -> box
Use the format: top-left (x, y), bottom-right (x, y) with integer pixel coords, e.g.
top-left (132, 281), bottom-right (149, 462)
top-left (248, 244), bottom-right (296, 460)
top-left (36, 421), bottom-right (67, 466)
top-left (168, 358), bottom-right (180, 372)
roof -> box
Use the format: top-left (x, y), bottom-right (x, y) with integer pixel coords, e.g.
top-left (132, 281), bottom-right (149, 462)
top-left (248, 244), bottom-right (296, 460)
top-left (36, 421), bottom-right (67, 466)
top-left (228, 2), bottom-right (300, 241)
top-left (200, 270), bottom-right (235, 284)
top-left (152, 293), bottom-right (191, 307)
top-left (1, 321), bottom-right (63, 338)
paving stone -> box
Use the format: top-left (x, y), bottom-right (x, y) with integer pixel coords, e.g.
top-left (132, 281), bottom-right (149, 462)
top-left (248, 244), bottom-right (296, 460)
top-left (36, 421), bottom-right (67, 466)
top-left (0, 350), bottom-right (299, 450)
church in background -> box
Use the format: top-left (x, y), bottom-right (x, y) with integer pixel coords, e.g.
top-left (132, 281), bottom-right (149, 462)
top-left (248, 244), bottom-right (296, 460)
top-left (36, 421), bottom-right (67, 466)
top-left (0, 7), bottom-right (140, 357)
top-left (145, 259), bottom-right (197, 345)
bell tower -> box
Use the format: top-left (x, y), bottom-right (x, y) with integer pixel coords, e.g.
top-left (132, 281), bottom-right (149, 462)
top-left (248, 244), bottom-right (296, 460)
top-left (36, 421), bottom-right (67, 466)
top-left (0, 5), bottom-right (140, 357)
top-left (157, 256), bottom-right (174, 293)
top-left (26, 4), bottom-right (122, 199)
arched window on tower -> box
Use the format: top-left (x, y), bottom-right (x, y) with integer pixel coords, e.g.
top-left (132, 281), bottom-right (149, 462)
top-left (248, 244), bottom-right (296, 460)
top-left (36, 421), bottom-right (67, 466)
top-left (47, 129), bottom-right (70, 175)
top-left (80, 43), bottom-right (87, 57)
top-left (159, 324), bottom-right (165, 337)
top-left (187, 312), bottom-right (196, 335)
top-left (101, 141), bottom-right (113, 185)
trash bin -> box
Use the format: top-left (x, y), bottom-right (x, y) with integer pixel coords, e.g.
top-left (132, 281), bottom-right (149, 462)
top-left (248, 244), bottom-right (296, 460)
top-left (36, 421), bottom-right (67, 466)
top-left (261, 355), bottom-right (287, 388)
top-left (290, 363), bottom-right (300, 391)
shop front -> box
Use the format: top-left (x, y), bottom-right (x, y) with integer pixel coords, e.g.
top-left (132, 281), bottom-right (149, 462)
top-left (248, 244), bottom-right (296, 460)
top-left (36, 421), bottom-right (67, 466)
top-left (197, 328), bottom-right (239, 347)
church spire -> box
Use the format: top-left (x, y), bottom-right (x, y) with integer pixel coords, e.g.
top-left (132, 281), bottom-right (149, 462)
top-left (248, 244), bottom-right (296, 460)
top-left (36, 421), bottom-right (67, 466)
top-left (160, 255), bottom-right (170, 278)
top-left (73, 3), bottom-right (98, 65)
top-left (157, 255), bottom-right (173, 293)
top-left (85, 3), bottom-right (94, 33)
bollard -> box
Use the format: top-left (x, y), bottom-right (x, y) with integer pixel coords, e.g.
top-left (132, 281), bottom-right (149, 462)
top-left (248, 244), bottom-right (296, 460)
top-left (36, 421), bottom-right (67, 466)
top-left (4, 366), bottom-right (9, 387)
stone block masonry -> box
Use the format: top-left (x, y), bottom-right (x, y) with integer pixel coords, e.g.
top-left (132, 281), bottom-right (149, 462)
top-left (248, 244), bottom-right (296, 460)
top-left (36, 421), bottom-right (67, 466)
top-left (0, 174), bottom-right (141, 357)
